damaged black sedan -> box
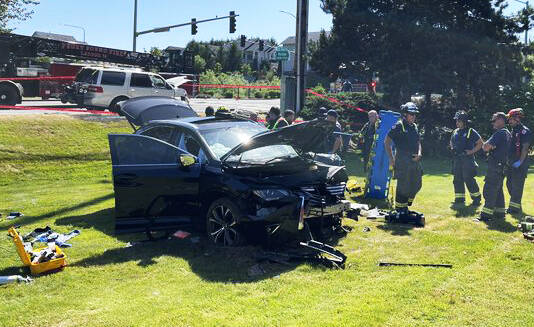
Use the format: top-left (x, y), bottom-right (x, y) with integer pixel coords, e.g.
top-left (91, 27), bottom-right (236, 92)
top-left (108, 104), bottom-right (350, 247)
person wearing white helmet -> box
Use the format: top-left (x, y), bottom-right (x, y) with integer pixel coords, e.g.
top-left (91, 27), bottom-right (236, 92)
top-left (385, 102), bottom-right (422, 212)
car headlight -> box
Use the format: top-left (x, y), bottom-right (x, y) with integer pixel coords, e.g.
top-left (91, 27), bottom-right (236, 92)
top-left (253, 189), bottom-right (290, 201)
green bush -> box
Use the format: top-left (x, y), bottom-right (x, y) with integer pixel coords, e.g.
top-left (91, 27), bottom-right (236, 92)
top-left (302, 91), bottom-right (379, 131)
top-left (267, 90), bottom-right (280, 99)
top-left (254, 91), bottom-right (263, 99)
top-left (223, 91), bottom-right (234, 98)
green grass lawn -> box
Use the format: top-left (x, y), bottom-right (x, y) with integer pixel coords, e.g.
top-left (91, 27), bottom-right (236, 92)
top-left (1, 114), bottom-right (533, 327)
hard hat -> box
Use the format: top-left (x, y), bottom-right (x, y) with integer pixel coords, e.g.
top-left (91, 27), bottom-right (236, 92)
top-left (400, 102), bottom-right (419, 114)
top-left (454, 110), bottom-right (469, 122)
top-left (507, 108), bottom-right (524, 119)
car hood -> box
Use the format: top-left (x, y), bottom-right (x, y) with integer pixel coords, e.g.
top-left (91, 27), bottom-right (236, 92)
top-left (119, 96), bottom-right (197, 127)
top-left (220, 119), bottom-right (334, 162)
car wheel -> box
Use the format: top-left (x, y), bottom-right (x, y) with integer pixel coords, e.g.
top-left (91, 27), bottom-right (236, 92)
top-left (0, 84), bottom-right (18, 106)
top-left (206, 198), bottom-right (244, 246)
top-left (109, 96), bottom-right (128, 114)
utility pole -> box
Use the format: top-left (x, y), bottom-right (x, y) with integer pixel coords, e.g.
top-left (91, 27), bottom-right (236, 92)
top-left (513, 0), bottom-right (530, 44)
top-left (295, 0), bottom-right (309, 113)
top-left (133, 0), bottom-right (138, 51)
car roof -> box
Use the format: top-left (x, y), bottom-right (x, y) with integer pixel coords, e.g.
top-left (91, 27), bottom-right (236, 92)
top-left (146, 117), bottom-right (262, 131)
top-left (82, 66), bottom-right (150, 74)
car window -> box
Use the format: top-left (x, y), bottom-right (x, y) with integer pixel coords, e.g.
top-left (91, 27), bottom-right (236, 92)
top-left (183, 133), bottom-right (201, 157)
top-left (130, 73), bottom-right (153, 87)
top-left (101, 71), bottom-right (126, 86)
top-left (140, 126), bottom-right (175, 144)
top-left (150, 75), bottom-right (167, 88)
top-left (179, 131), bottom-right (207, 163)
top-left (76, 68), bottom-right (98, 83)
top-left (110, 135), bottom-right (180, 165)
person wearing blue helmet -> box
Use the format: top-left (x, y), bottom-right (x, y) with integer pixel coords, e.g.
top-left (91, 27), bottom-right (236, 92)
top-left (385, 102), bottom-right (423, 212)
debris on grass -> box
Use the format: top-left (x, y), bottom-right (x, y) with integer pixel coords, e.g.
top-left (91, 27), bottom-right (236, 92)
top-left (378, 262), bottom-right (452, 268)
top-left (0, 275), bottom-right (33, 285)
top-left (7, 212), bottom-right (24, 220)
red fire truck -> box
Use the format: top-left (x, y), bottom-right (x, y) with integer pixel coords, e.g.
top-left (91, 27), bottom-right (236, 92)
top-left (0, 32), bottom-right (192, 105)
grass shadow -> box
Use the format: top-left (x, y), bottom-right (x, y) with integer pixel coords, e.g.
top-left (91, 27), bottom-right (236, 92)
top-left (55, 208), bottom-right (348, 283)
top-left (3, 193), bottom-right (115, 227)
top-left (70, 239), bottom-right (301, 283)
top-left (376, 223), bottom-right (418, 236)
top-left (452, 204), bottom-right (479, 218)
top-left (482, 218), bottom-right (518, 233)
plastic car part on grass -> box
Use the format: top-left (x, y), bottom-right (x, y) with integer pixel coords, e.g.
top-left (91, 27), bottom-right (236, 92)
top-left (365, 110), bottom-right (401, 199)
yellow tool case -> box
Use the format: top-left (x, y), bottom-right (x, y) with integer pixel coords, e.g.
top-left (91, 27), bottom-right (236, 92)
top-left (8, 227), bottom-right (67, 275)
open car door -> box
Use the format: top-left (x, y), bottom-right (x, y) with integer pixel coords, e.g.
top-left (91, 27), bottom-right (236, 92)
top-left (108, 134), bottom-right (201, 234)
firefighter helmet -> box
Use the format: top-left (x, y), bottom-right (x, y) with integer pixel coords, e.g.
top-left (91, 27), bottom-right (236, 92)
top-left (400, 102), bottom-right (419, 114)
top-left (507, 108), bottom-right (524, 119)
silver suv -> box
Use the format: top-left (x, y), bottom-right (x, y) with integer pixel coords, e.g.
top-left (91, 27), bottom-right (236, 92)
top-left (75, 67), bottom-right (187, 112)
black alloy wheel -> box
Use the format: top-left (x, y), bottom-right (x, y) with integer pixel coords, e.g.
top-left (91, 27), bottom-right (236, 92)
top-left (206, 198), bottom-right (243, 246)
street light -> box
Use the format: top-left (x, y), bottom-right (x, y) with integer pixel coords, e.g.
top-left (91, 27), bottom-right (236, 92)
top-left (512, 0), bottom-right (530, 44)
top-left (279, 10), bottom-right (296, 19)
top-left (64, 24), bottom-right (86, 43)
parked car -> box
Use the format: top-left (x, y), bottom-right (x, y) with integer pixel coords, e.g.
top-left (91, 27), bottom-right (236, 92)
top-left (61, 66), bottom-right (187, 112)
top-left (108, 107), bottom-right (350, 246)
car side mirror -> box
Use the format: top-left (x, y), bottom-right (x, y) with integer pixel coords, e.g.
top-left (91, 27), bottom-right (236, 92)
top-left (166, 83), bottom-right (173, 90)
top-left (179, 154), bottom-right (196, 167)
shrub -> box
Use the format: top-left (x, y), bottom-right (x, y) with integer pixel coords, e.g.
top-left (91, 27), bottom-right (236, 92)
top-left (223, 91), bottom-right (234, 98)
top-left (254, 91), bottom-right (263, 99)
top-left (267, 90), bottom-right (280, 98)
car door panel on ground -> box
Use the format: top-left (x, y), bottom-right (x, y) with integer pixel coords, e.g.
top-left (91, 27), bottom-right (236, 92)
top-left (108, 133), bottom-right (201, 234)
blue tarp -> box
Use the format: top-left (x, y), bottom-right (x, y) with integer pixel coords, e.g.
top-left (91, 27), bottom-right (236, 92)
top-left (365, 110), bottom-right (401, 199)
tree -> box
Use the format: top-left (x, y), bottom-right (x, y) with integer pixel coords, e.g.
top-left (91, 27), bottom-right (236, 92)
top-left (240, 63), bottom-right (252, 76)
top-left (313, 0), bottom-right (533, 128)
top-left (149, 47), bottom-right (162, 57)
top-left (0, 0), bottom-right (38, 32)
top-left (225, 42), bottom-right (242, 72)
top-left (193, 54), bottom-right (206, 73)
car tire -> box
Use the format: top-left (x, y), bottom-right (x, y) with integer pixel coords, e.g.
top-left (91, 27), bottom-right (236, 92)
top-left (0, 84), bottom-right (19, 106)
top-left (109, 96), bottom-right (128, 114)
top-left (206, 197), bottom-right (244, 246)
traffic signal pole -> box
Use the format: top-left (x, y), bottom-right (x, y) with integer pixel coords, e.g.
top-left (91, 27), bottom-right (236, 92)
top-left (295, 0), bottom-right (309, 114)
top-left (133, 11), bottom-right (239, 50)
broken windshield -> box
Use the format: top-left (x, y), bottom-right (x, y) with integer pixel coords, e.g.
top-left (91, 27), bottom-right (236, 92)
top-left (199, 122), bottom-right (266, 159)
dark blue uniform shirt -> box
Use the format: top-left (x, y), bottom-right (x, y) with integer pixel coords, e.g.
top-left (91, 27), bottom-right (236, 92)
top-left (488, 128), bottom-right (511, 165)
top-left (325, 122), bottom-right (342, 153)
top-left (509, 123), bottom-right (532, 162)
top-left (451, 127), bottom-right (481, 156)
top-left (387, 119), bottom-right (420, 156)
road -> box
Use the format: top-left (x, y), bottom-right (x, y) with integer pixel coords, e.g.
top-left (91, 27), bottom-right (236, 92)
top-left (0, 98), bottom-right (280, 115)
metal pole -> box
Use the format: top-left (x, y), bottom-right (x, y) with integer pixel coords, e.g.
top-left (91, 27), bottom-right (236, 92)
top-left (295, 0), bottom-right (309, 114)
top-left (64, 24), bottom-right (86, 43)
top-left (133, 0), bottom-right (138, 52)
top-left (526, 3), bottom-right (529, 44)
top-left (294, 0), bottom-right (301, 113)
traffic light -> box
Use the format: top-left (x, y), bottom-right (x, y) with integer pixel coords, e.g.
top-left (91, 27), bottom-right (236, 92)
top-left (240, 35), bottom-right (246, 47)
top-left (259, 40), bottom-right (264, 51)
top-left (229, 11), bottom-right (236, 33)
top-left (191, 18), bottom-right (197, 35)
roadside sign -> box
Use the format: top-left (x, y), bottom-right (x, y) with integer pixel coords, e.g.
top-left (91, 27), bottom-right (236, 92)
top-left (275, 48), bottom-right (290, 61)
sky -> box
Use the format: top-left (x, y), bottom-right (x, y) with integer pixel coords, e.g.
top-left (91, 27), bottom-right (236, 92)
top-left (7, 0), bottom-right (333, 52)
top-left (6, 1), bottom-right (531, 53)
